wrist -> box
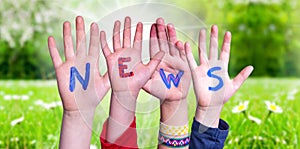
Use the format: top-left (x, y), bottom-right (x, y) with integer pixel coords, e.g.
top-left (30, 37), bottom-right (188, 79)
top-left (195, 105), bottom-right (223, 128)
top-left (160, 99), bottom-right (188, 126)
top-left (60, 110), bottom-right (93, 149)
top-left (108, 91), bottom-right (138, 124)
top-left (112, 90), bottom-right (139, 99)
top-left (106, 91), bottom-right (138, 143)
top-left (161, 98), bottom-right (186, 110)
top-left (63, 109), bottom-right (95, 125)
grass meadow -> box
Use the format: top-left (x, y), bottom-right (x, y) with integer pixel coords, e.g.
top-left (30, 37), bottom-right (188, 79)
top-left (0, 78), bottom-right (300, 148)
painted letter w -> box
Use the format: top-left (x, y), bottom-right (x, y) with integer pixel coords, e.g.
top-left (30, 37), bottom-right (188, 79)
top-left (159, 68), bottom-right (184, 89)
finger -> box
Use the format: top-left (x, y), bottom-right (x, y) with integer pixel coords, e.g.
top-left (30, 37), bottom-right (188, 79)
top-left (142, 80), bottom-right (153, 94)
top-left (102, 72), bottom-right (111, 89)
top-left (123, 16), bottom-right (131, 48)
top-left (96, 72), bottom-right (110, 101)
top-left (199, 29), bottom-right (207, 64)
top-left (175, 41), bottom-right (185, 60)
top-left (167, 23), bottom-right (179, 56)
top-left (220, 31), bottom-right (231, 70)
top-left (209, 25), bottom-right (218, 60)
top-left (133, 22), bottom-right (143, 51)
top-left (146, 51), bottom-right (165, 73)
top-left (182, 42), bottom-right (189, 61)
top-left (185, 42), bottom-right (198, 70)
top-left (76, 16), bottom-right (87, 56)
top-left (88, 23), bottom-right (100, 56)
top-left (232, 66), bottom-right (254, 91)
top-left (156, 18), bottom-right (169, 54)
top-left (63, 21), bottom-right (74, 60)
top-left (100, 31), bottom-right (111, 58)
top-left (149, 24), bottom-right (159, 58)
top-left (48, 36), bottom-right (63, 69)
top-left (113, 20), bottom-right (121, 50)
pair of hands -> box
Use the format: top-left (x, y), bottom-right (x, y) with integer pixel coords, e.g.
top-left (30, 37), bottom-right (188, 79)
top-left (48, 16), bottom-right (253, 127)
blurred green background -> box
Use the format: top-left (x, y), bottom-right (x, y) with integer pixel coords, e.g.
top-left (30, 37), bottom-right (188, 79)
top-left (1, 0), bottom-right (300, 149)
top-left (0, 0), bottom-right (300, 79)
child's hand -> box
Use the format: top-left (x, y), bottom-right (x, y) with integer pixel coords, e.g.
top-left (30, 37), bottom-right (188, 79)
top-left (143, 18), bottom-right (191, 101)
top-left (100, 17), bottom-right (164, 143)
top-left (100, 17), bottom-right (164, 98)
top-left (49, 16), bottom-right (110, 149)
top-left (185, 25), bottom-right (253, 127)
top-left (48, 16), bottom-right (110, 113)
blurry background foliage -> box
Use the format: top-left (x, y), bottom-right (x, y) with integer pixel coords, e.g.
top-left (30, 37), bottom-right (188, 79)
top-left (0, 0), bottom-right (60, 79)
top-left (0, 0), bottom-right (299, 79)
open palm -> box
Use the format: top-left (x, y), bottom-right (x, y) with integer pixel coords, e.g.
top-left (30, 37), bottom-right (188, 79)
top-left (48, 16), bottom-right (110, 112)
top-left (100, 17), bottom-right (164, 97)
top-left (185, 25), bottom-right (253, 126)
top-left (143, 18), bottom-right (191, 101)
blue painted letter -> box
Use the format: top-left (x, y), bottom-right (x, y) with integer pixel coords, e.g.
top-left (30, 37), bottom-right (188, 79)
top-left (69, 63), bottom-right (90, 92)
top-left (207, 66), bottom-right (223, 91)
top-left (159, 68), bottom-right (184, 89)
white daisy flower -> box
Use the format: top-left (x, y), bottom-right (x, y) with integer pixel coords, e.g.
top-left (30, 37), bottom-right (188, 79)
top-left (265, 101), bottom-right (283, 113)
top-left (90, 144), bottom-right (97, 149)
top-left (287, 94), bottom-right (295, 100)
top-left (11, 116), bottom-right (24, 126)
top-left (30, 140), bottom-right (36, 145)
top-left (4, 95), bottom-right (12, 100)
top-left (289, 89), bottom-right (298, 95)
top-left (44, 101), bottom-right (62, 110)
top-left (12, 95), bottom-right (21, 100)
top-left (21, 95), bottom-right (29, 100)
top-left (282, 139), bottom-right (287, 144)
top-left (253, 136), bottom-right (263, 140)
top-left (232, 101), bottom-right (249, 113)
top-left (10, 137), bottom-right (19, 142)
top-left (234, 137), bottom-right (239, 142)
top-left (35, 99), bottom-right (45, 106)
top-left (28, 91), bottom-right (34, 96)
top-left (248, 115), bottom-right (262, 125)
top-left (47, 134), bottom-right (56, 140)
top-left (276, 137), bottom-right (280, 143)
top-left (287, 89), bottom-right (297, 100)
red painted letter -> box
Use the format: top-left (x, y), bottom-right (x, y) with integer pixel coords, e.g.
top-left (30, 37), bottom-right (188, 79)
top-left (118, 57), bottom-right (134, 78)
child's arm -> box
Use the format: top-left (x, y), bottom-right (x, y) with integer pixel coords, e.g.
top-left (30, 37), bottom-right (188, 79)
top-left (99, 16), bottom-right (164, 147)
top-left (47, 16), bottom-right (110, 149)
top-left (143, 18), bottom-right (191, 149)
top-left (185, 25), bottom-right (253, 148)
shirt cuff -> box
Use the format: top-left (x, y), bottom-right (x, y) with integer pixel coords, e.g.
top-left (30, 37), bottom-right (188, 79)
top-left (100, 117), bottom-right (138, 149)
top-left (191, 118), bottom-right (229, 140)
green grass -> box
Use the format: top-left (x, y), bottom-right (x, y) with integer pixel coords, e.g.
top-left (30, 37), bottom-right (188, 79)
top-left (0, 78), bottom-right (300, 148)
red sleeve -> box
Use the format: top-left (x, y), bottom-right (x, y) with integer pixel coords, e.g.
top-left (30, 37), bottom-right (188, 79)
top-left (100, 117), bottom-right (138, 149)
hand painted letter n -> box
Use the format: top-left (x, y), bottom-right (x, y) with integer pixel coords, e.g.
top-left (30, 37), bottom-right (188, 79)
top-left (159, 68), bottom-right (184, 89)
top-left (118, 57), bottom-right (134, 78)
top-left (69, 63), bottom-right (90, 92)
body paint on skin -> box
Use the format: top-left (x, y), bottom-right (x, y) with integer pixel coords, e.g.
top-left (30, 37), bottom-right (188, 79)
top-left (159, 68), bottom-right (184, 89)
top-left (207, 66), bottom-right (223, 91)
top-left (69, 63), bottom-right (90, 92)
top-left (118, 57), bottom-right (134, 78)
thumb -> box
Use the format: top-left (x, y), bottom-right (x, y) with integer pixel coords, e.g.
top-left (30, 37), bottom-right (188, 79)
top-left (146, 51), bottom-right (165, 74)
top-left (233, 65), bottom-right (254, 91)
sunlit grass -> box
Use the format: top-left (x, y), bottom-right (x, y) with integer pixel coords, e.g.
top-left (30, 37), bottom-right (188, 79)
top-left (0, 78), bottom-right (299, 148)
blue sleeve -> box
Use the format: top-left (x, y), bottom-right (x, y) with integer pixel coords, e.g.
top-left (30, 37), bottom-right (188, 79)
top-left (189, 118), bottom-right (229, 149)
